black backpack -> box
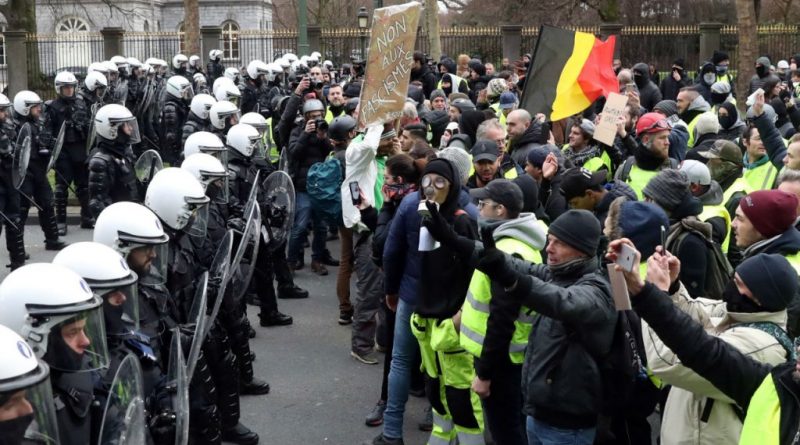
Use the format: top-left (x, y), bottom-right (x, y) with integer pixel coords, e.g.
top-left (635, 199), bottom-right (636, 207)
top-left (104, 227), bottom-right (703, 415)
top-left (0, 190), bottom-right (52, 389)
top-left (666, 219), bottom-right (733, 300)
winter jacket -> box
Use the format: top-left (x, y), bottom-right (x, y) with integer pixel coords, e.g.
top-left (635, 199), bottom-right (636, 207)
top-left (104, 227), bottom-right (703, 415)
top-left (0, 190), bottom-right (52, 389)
top-left (341, 125), bottom-right (382, 229)
top-left (696, 181), bottom-right (728, 247)
top-left (505, 256), bottom-right (615, 428)
top-left (540, 169), bottom-right (569, 222)
top-left (411, 64), bottom-right (437, 100)
top-left (718, 118), bottom-right (747, 142)
top-left (286, 122), bottom-right (334, 192)
top-left (644, 284), bottom-right (791, 445)
top-left (383, 193), bottom-right (424, 306)
top-left (632, 282), bottom-right (800, 445)
top-left (633, 63), bottom-right (663, 111)
top-left (660, 71), bottom-right (690, 101)
top-left (276, 93), bottom-right (304, 151)
top-left (180, 112), bottom-right (209, 149)
top-left (667, 198), bottom-right (711, 299)
top-left (160, 96), bottom-right (188, 157)
top-left (594, 180), bottom-right (637, 229)
top-left (749, 57), bottom-right (774, 95)
top-left (508, 120), bottom-right (547, 167)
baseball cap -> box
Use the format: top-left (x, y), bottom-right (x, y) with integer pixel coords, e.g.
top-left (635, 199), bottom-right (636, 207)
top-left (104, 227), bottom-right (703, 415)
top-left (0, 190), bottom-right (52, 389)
top-left (469, 179), bottom-right (524, 215)
top-left (560, 167), bottom-right (607, 201)
top-left (778, 60), bottom-right (790, 70)
top-left (699, 140), bottom-right (744, 166)
top-left (679, 159), bottom-right (711, 186)
top-left (499, 92), bottom-right (517, 110)
top-left (451, 98), bottom-right (476, 113)
top-left (471, 139), bottom-right (500, 163)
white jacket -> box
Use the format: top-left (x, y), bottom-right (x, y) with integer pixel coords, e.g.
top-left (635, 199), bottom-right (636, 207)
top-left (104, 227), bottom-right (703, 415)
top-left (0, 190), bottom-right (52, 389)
top-left (644, 284), bottom-right (790, 445)
top-left (341, 125), bottom-right (382, 230)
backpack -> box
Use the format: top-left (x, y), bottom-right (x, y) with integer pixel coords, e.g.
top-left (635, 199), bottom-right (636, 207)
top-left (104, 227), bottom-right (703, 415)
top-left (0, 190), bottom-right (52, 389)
top-left (306, 152), bottom-right (343, 224)
top-left (666, 219), bottom-right (733, 300)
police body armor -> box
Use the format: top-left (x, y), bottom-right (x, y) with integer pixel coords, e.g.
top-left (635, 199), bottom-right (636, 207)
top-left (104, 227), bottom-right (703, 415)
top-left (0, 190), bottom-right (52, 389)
top-left (52, 370), bottom-right (96, 445)
top-left (87, 141), bottom-right (138, 218)
top-left (160, 97), bottom-right (189, 164)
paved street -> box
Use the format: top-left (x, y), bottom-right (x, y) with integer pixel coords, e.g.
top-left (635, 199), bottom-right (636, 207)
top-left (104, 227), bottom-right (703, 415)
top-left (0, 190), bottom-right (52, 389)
top-left (1, 222), bottom-right (430, 445)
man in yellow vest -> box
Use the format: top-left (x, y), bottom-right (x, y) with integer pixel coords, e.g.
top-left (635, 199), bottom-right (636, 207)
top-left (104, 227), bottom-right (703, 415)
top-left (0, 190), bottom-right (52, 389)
top-left (732, 189), bottom-right (800, 337)
top-left (612, 240), bottom-right (800, 445)
top-left (777, 169), bottom-right (800, 231)
top-left (324, 84), bottom-right (346, 123)
top-left (681, 159), bottom-right (732, 253)
top-left (614, 112), bottom-right (677, 200)
top-left (460, 179), bottom-right (546, 444)
top-left (744, 89), bottom-right (786, 192)
top-left (676, 87), bottom-right (712, 148)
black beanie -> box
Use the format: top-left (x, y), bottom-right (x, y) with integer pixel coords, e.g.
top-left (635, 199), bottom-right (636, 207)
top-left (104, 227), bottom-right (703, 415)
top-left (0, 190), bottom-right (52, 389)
top-left (712, 50), bottom-right (729, 65)
top-left (423, 158), bottom-right (456, 186)
top-left (736, 254), bottom-right (798, 312)
top-left (548, 209), bottom-right (601, 256)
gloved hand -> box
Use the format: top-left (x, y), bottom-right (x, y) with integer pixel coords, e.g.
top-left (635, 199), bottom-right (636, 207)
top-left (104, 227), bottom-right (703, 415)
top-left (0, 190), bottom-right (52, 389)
top-left (227, 217), bottom-right (246, 233)
top-left (476, 227), bottom-right (518, 288)
top-left (422, 200), bottom-right (458, 245)
top-left (148, 409), bottom-right (177, 444)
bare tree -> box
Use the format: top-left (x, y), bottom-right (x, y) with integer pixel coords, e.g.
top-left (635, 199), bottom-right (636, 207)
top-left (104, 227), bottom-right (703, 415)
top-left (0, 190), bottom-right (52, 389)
top-left (736, 0), bottom-right (758, 100)
top-left (425, 0), bottom-right (442, 61)
top-left (183, 0), bottom-right (200, 55)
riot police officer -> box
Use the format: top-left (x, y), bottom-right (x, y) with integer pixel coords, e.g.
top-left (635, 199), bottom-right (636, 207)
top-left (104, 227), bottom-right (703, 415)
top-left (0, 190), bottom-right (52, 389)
top-left (241, 60), bottom-right (270, 115)
top-left (78, 71), bottom-right (108, 108)
top-left (209, 100), bottom-right (240, 141)
top-left (213, 77), bottom-right (242, 106)
top-left (160, 75), bottom-right (194, 164)
top-left (172, 54), bottom-right (192, 84)
top-left (181, 93), bottom-right (217, 150)
top-left (0, 93), bottom-right (25, 270)
top-left (12, 90), bottom-right (66, 250)
top-left (44, 71), bottom-right (93, 235)
top-left (208, 49), bottom-right (225, 83)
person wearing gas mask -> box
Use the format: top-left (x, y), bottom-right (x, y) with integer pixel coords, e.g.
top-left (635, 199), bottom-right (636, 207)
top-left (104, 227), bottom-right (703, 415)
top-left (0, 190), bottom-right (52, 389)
top-left (632, 62), bottom-right (663, 111)
top-left (660, 59), bottom-right (690, 102)
top-left (0, 263), bottom-right (110, 445)
top-left (44, 71), bottom-right (93, 235)
top-left (0, 93), bottom-right (25, 270)
top-left (208, 49), bottom-right (225, 83)
top-left (0, 324), bottom-right (60, 445)
top-left (181, 94), bottom-right (217, 149)
top-left (12, 90), bottom-right (67, 250)
top-left (160, 75), bottom-right (194, 164)
top-left (87, 104), bottom-right (139, 219)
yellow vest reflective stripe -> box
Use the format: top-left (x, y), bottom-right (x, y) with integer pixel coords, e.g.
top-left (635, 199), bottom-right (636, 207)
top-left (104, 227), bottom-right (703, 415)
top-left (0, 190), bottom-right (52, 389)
top-left (738, 375), bottom-right (780, 445)
top-left (783, 251), bottom-right (800, 276)
top-left (502, 165), bottom-right (518, 180)
top-left (461, 236), bottom-right (542, 364)
top-left (687, 111), bottom-right (714, 148)
top-left (437, 74), bottom-right (468, 93)
top-left (699, 204), bottom-right (732, 253)
top-left (722, 177), bottom-right (751, 207)
top-left (264, 117), bottom-right (278, 161)
top-left (627, 164), bottom-right (661, 200)
top-left (743, 161), bottom-right (778, 191)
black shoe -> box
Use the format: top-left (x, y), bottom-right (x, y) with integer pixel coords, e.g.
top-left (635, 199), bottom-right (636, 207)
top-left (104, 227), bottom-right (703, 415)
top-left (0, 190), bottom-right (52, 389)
top-left (319, 254), bottom-right (340, 267)
top-left (363, 433), bottom-right (404, 445)
top-left (246, 293), bottom-right (259, 306)
top-left (221, 422), bottom-right (259, 445)
top-left (338, 310), bottom-right (353, 325)
top-left (365, 400), bottom-right (386, 427)
top-left (240, 377), bottom-right (270, 395)
top-left (248, 325), bottom-right (256, 338)
top-left (288, 260), bottom-right (304, 271)
top-left (277, 285), bottom-right (309, 299)
top-left (57, 224), bottom-right (67, 236)
top-left (259, 310), bottom-right (293, 327)
top-left (44, 240), bottom-right (67, 251)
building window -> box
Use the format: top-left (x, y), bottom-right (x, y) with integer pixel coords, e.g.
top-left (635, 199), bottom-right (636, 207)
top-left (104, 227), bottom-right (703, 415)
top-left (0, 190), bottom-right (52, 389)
top-left (56, 17), bottom-right (90, 34)
top-left (143, 20), bottom-right (149, 32)
top-left (222, 21), bottom-right (239, 60)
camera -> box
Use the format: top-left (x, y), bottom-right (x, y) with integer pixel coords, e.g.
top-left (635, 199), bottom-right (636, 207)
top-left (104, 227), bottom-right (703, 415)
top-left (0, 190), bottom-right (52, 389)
top-left (315, 118), bottom-right (329, 132)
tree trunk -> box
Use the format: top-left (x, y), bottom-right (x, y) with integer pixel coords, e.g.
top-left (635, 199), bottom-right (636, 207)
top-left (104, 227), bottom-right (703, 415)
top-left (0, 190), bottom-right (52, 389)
top-left (183, 0), bottom-right (200, 55)
top-left (0, 0), bottom-right (42, 90)
top-left (424, 0), bottom-right (441, 61)
top-left (735, 0), bottom-right (758, 102)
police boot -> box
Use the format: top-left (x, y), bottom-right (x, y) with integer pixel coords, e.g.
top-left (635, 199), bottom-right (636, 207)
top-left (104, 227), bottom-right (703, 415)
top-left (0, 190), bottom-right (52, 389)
top-left (54, 184), bottom-right (68, 236)
top-left (5, 221), bottom-right (26, 270)
top-left (221, 422), bottom-right (259, 445)
top-left (76, 186), bottom-right (94, 229)
top-left (41, 209), bottom-right (67, 251)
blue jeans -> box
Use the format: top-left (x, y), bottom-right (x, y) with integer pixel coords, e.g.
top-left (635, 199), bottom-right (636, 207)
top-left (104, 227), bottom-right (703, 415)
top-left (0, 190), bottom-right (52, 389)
top-left (382, 299), bottom-right (418, 439)
top-left (527, 417), bottom-right (596, 445)
top-left (286, 191), bottom-right (328, 263)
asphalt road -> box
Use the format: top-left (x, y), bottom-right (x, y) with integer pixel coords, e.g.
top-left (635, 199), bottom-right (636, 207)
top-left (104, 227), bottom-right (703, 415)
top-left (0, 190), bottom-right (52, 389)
top-left (1, 222), bottom-right (430, 445)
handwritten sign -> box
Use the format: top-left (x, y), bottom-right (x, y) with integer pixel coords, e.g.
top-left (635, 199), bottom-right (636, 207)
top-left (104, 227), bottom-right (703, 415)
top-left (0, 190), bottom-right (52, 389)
top-left (593, 92), bottom-right (628, 146)
top-left (357, 1), bottom-right (422, 130)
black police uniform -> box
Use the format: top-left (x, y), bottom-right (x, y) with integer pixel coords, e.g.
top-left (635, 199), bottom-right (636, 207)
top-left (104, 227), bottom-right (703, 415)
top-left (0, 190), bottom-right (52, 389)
top-left (87, 138), bottom-right (138, 219)
top-left (0, 117), bottom-right (24, 268)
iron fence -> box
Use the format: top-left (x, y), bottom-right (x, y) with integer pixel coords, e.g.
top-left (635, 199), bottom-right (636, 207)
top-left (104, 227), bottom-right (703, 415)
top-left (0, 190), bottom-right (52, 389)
top-left (25, 32), bottom-right (104, 99)
top-left (122, 32), bottom-right (183, 63)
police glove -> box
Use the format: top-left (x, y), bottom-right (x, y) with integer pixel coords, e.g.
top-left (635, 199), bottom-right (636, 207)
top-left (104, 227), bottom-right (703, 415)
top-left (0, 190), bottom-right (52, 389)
top-left (476, 227), bottom-right (518, 288)
top-left (148, 409), bottom-right (177, 444)
top-left (227, 217), bottom-right (246, 233)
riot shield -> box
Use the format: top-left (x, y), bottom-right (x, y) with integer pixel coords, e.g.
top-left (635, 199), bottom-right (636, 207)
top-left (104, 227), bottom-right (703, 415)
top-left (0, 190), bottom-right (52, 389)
top-left (46, 121), bottom-right (65, 172)
top-left (97, 353), bottom-right (147, 445)
top-left (278, 145), bottom-right (290, 172)
top-left (261, 170), bottom-right (295, 248)
top-left (86, 102), bottom-right (99, 154)
top-left (115, 79), bottom-right (129, 105)
top-left (168, 329), bottom-right (189, 445)
top-left (184, 271), bottom-right (208, 380)
top-left (134, 149), bottom-right (163, 186)
top-left (12, 122), bottom-right (31, 189)
top-left (135, 79), bottom-right (153, 117)
top-left (228, 203), bottom-right (261, 302)
top-left (203, 230), bottom-right (234, 340)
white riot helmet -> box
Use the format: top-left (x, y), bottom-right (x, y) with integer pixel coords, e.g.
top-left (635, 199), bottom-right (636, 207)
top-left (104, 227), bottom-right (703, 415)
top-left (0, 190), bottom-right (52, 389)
top-left (226, 123), bottom-right (260, 158)
top-left (94, 104), bottom-right (141, 143)
top-left (323, 60), bottom-right (334, 69)
top-left (103, 61), bottom-right (119, 79)
top-left (209, 49), bottom-right (223, 61)
top-left (189, 55), bottom-right (200, 68)
top-left (193, 72), bottom-right (207, 87)
top-left (299, 55), bottom-right (310, 66)
top-left (84, 71), bottom-right (108, 100)
top-left (54, 71), bottom-right (78, 97)
top-left (246, 60), bottom-right (269, 82)
top-left (141, 63), bottom-right (155, 76)
top-left (0, 93), bottom-right (11, 110)
top-left (224, 67), bottom-right (240, 83)
top-left (181, 153), bottom-right (229, 204)
top-left (0, 263), bottom-right (109, 372)
top-left (213, 77), bottom-right (241, 104)
top-left (88, 62), bottom-right (109, 76)
top-left (240, 112), bottom-right (267, 134)
top-left (276, 57), bottom-right (291, 70)
top-left (145, 167), bottom-right (210, 237)
top-left (53, 242), bottom-right (140, 335)
top-left (165, 75), bottom-right (194, 102)
top-left (0, 324), bottom-right (59, 445)
top-left (183, 131), bottom-right (227, 166)
top-left (110, 55), bottom-right (128, 75)
top-left (172, 53), bottom-right (189, 70)
top-left (265, 63), bottom-right (283, 82)
top-left (209, 100), bottom-right (240, 130)
top-left (189, 94), bottom-right (216, 121)
top-left (284, 53), bottom-right (298, 64)
top-left (126, 57), bottom-right (142, 69)
top-left (93, 202), bottom-right (169, 282)
top-left (13, 91), bottom-right (42, 117)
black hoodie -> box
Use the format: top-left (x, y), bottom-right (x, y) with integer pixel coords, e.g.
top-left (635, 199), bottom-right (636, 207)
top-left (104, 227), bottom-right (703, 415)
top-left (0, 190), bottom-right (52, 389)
top-left (633, 63), bottom-right (662, 111)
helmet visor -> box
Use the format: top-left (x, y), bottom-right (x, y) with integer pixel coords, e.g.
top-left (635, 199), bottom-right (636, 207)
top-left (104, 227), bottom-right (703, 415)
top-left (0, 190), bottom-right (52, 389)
top-left (0, 377), bottom-right (60, 445)
top-left (204, 174), bottom-right (230, 205)
top-left (116, 118), bottom-right (141, 144)
top-left (127, 242), bottom-right (169, 286)
top-left (99, 281), bottom-right (140, 335)
top-left (185, 201), bottom-right (209, 239)
top-left (45, 306), bottom-right (110, 372)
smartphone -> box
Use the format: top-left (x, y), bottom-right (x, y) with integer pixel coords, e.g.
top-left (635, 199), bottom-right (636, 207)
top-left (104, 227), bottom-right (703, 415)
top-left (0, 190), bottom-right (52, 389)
top-left (349, 181), bottom-right (361, 206)
top-left (615, 243), bottom-right (637, 273)
top-left (625, 83), bottom-right (635, 93)
top-left (660, 226), bottom-right (667, 251)
top-left (607, 263), bottom-right (631, 311)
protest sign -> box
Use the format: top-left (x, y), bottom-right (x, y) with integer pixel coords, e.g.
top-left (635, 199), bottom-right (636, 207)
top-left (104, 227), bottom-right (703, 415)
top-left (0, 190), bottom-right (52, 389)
top-left (593, 92), bottom-right (628, 146)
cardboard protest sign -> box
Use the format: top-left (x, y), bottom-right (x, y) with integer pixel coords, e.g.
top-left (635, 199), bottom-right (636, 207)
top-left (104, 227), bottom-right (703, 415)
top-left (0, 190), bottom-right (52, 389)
top-left (593, 92), bottom-right (628, 146)
top-left (357, 1), bottom-right (423, 130)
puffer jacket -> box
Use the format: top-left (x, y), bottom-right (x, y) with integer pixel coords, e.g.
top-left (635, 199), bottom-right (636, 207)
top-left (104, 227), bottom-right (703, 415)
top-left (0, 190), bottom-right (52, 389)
top-left (507, 256), bottom-right (616, 428)
top-left (645, 284), bottom-right (791, 445)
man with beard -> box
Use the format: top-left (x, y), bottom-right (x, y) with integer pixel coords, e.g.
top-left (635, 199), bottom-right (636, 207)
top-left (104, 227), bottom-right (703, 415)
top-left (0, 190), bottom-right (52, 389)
top-left (325, 84), bottom-right (347, 122)
top-left (506, 109), bottom-right (547, 166)
top-left (676, 86), bottom-right (712, 148)
top-left (467, 140), bottom-right (505, 189)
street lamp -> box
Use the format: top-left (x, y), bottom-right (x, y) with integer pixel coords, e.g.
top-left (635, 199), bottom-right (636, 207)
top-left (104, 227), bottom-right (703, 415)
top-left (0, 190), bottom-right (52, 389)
top-left (358, 6), bottom-right (369, 61)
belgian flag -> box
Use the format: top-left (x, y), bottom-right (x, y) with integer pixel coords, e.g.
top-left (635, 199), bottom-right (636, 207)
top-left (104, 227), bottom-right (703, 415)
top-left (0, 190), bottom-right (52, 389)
top-left (520, 25), bottom-right (618, 121)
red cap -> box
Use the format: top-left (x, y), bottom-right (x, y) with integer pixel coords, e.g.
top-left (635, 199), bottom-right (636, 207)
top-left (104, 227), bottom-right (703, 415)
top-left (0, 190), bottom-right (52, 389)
top-left (636, 112), bottom-right (672, 137)
top-left (740, 190), bottom-right (798, 238)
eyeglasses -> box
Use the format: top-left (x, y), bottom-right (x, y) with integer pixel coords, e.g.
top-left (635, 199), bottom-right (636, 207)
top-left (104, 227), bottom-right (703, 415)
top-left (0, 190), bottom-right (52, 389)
top-left (421, 175), bottom-right (448, 190)
top-left (478, 200), bottom-right (501, 210)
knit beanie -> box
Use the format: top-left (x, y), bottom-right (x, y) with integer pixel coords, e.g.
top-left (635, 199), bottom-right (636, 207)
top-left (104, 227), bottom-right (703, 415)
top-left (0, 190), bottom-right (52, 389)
top-left (653, 100), bottom-right (679, 118)
top-left (438, 146), bottom-right (472, 183)
top-left (736, 253), bottom-right (799, 312)
top-left (618, 201), bottom-right (669, 260)
top-left (486, 78), bottom-right (508, 99)
top-left (548, 209), bottom-right (601, 256)
top-left (430, 89), bottom-right (447, 103)
top-left (739, 190), bottom-right (798, 238)
top-left (422, 157), bottom-right (456, 186)
top-left (643, 169), bottom-right (691, 212)
top-left (694, 112), bottom-right (721, 137)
